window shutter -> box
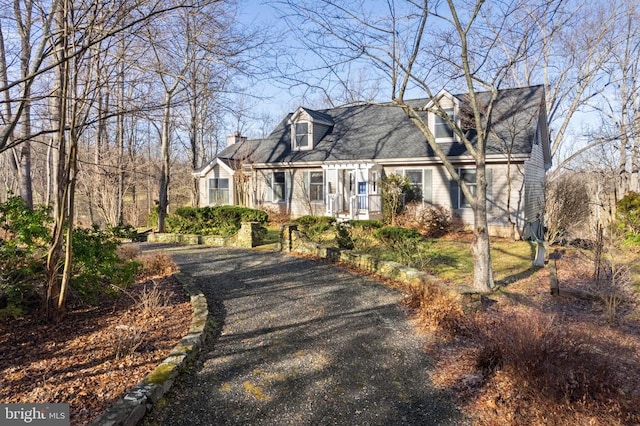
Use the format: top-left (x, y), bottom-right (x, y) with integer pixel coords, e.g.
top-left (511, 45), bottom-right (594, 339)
top-left (286, 171), bottom-right (293, 203)
top-left (486, 168), bottom-right (493, 209)
top-left (208, 178), bottom-right (214, 205)
top-left (303, 171), bottom-right (309, 195)
top-left (266, 173), bottom-right (273, 202)
top-left (449, 172), bottom-right (459, 209)
top-left (423, 169), bottom-right (433, 204)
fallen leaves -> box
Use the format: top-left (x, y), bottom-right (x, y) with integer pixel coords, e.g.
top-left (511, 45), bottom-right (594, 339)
top-left (0, 276), bottom-right (191, 425)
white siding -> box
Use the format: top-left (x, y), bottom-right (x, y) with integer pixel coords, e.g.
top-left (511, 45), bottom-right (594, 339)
top-left (254, 168), bottom-right (325, 217)
top-left (290, 168), bottom-right (325, 216)
top-left (384, 163), bottom-right (528, 233)
top-left (486, 164), bottom-right (526, 228)
top-left (523, 142), bottom-right (546, 222)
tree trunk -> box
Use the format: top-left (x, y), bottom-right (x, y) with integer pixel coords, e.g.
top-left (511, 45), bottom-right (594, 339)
top-left (157, 93), bottom-right (172, 232)
top-left (45, 0), bottom-right (69, 322)
top-left (116, 56), bottom-right (125, 226)
top-left (471, 163), bottom-right (495, 292)
top-left (17, 135), bottom-right (33, 208)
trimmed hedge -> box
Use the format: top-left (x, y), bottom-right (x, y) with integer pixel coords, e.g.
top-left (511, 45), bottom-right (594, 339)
top-left (374, 226), bottom-right (422, 245)
top-left (166, 206), bottom-right (269, 236)
top-left (348, 219), bottom-right (383, 229)
top-left (293, 215), bottom-right (336, 241)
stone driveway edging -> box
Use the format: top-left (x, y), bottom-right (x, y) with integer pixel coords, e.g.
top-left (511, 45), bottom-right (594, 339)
top-left (281, 224), bottom-right (485, 312)
top-left (91, 272), bottom-right (208, 426)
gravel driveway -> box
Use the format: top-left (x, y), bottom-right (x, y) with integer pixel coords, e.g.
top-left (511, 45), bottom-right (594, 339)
top-left (140, 245), bottom-right (467, 426)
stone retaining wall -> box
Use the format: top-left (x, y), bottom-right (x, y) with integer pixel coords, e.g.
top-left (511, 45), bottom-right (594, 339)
top-left (280, 224), bottom-right (484, 312)
top-left (146, 222), bottom-right (262, 248)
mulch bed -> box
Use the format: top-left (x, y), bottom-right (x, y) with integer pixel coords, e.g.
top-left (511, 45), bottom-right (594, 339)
top-left (0, 276), bottom-right (191, 425)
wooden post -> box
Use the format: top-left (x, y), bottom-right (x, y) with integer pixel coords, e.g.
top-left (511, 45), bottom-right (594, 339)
top-left (549, 249), bottom-right (561, 296)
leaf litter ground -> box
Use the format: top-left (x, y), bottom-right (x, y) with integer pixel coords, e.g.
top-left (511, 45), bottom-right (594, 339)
top-left (0, 276), bottom-right (190, 425)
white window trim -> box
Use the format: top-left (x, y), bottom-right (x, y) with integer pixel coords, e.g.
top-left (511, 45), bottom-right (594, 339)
top-left (451, 167), bottom-right (492, 210)
top-left (304, 170), bottom-right (325, 203)
top-left (431, 106), bottom-right (456, 143)
top-left (458, 169), bottom-right (476, 209)
top-left (397, 168), bottom-right (432, 204)
top-left (292, 120), bottom-right (313, 151)
top-left (271, 171), bottom-right (286, 203)
top-left (208, 177), bottom-right (230, 205)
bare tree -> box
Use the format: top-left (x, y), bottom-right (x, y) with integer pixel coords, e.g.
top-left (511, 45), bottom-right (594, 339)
top-left (41, 0), bottom-right (205, 320)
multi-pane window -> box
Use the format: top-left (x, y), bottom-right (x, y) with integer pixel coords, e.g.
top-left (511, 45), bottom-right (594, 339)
top-left (272, 171), bottom-right (286, 202)
top-left (405, 170), bottom-right (423, 201)
top-left (434, 107), bottom-right (454, 139)
top-left (208, 178), bottom-right (229, 205)
top-left (460, 169), bottom-right (476, 208)
top-left (295, 122), bottom-right (309, 149)
top-left (397, 169), bottom-right (432, 203)
top-left (309, 171), bottom-right (324, 202)
top-left (450, 168), bottom-right (492, 210)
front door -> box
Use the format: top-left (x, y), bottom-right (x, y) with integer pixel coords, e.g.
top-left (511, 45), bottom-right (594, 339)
top-left (357, 181), bottom-right (367, 209)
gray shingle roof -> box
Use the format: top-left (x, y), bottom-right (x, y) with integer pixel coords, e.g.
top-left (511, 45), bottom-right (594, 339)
top-left (216, 85), bottom-right (546, 166)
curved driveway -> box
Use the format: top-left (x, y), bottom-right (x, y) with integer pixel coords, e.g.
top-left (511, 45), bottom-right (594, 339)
top-left (140, 245), bottom-right (467, 426)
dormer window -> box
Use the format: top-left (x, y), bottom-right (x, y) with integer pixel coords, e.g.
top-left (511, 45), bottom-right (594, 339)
top-left (434, 107), bottom-right (454, 140)
top-left (426, 90), bottom-right (458, 143)
top-left (290, 106), bottom-right (334, 151)
top-left (294, 122), bottom-right (310, 149)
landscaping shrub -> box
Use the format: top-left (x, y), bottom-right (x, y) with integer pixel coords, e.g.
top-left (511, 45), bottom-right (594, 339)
top-left (293, 215), bottom-right (336, 241)
top-left (0, 196), bottom-right (51, 317)
top-left (397, 202), bottom-right (452, 237)
top-left (381, 174), bottom-right (418, 225)
top-left (70, 226), bottom-right (140, 303)
top-left (617, 191), bottom-right (640, 244)
top-left (345, 220), bottom-right (383, 252)
top-left (545, 174), bottom-right (591, 245)
top-left (259, 205), bottom-right (290, 225)
top-left (106, 224), bottom-right (139, 240)
top-left (349, 219), bottom-right (383, 230)
top-left (135, 253), bottom-right (178, 281)
top-left (166, 205), bottom-right (269, 236)
top-left (335, 223), bottom-right (354, 250)
top-left (402, 281), bottom-right (468, 338)
top-left (0, 195), bottom-right (52, 250)
top-left (373, 226), bottom-right (432, 269)
top-left (374, 226), bottom-right (421, 246)
top-left (473, 308), bottom-right (630, 424)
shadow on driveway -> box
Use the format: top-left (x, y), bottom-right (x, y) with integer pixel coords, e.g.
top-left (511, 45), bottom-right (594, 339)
top-left (139, 245), bottom-right (468, 426)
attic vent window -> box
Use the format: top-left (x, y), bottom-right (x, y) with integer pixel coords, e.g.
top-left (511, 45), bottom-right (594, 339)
top-left (295, 122), bottom-right (310, 149)
top-left (434, 107), bottom-right (454, 140)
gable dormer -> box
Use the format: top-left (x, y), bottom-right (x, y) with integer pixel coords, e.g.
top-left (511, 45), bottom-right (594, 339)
top-left (289, 107), bottom-right (334, 151)
top-left (425, 89), bottom-right (459, 143)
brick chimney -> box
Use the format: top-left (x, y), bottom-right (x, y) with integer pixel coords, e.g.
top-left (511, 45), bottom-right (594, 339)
top-left (226, 131), bottom-right (246, 146)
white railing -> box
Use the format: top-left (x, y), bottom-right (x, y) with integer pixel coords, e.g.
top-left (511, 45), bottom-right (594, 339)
top-left (356, 194), bottom-right (368, 210)
top-left (328, 194), bottom-right (382, 219)
top-left (327, 194), bottom-right (338, 216)
top-left (349, 195), bottom-right (358, 218)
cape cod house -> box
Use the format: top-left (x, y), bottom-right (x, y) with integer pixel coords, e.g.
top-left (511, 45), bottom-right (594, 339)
top-left (195, 85), bottom-right (551, 237)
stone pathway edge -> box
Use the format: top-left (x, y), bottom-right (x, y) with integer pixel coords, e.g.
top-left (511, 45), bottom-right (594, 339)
top-left (90, 272), bottom-right (209, 426)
